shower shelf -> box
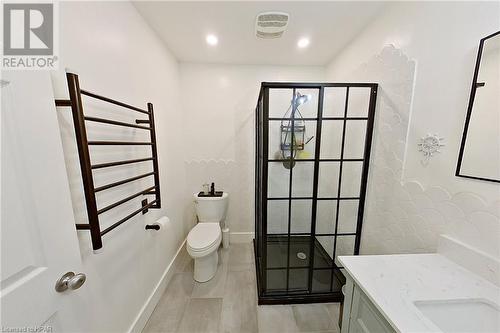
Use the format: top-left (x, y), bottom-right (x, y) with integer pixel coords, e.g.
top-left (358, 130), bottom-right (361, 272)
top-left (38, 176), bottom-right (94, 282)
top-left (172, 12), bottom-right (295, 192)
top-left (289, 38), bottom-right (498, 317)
top-left (55, 72), bottom-right (161, 251)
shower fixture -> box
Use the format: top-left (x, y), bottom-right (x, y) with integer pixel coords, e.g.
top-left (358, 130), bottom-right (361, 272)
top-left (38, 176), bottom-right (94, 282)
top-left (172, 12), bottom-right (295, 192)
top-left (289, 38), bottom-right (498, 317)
top-left (294, 92), bottom-right (311, 105)
top-left (279, 91), bottom-right (313, 168)
top-left (255, 82), bottom-right (378, 304)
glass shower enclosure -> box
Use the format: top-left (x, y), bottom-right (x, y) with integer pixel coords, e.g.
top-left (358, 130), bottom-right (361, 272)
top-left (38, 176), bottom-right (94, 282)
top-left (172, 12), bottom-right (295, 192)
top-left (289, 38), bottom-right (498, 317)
top-left (254, 82), bottom-right (378, 304)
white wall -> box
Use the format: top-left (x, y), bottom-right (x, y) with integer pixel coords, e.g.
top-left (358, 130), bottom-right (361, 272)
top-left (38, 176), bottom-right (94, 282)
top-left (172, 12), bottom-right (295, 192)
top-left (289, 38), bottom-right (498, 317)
top-left (51, 2), bottom-right (189, 332)
top-left (326, 2), bottom-right (500, 258)
top-left (180, 63), bottom-right (325, 234)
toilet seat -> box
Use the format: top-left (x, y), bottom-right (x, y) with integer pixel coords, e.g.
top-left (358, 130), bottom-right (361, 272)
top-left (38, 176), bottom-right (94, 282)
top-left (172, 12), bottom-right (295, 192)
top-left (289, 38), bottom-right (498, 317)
top-left (187, 223), bottom-right (221, 258)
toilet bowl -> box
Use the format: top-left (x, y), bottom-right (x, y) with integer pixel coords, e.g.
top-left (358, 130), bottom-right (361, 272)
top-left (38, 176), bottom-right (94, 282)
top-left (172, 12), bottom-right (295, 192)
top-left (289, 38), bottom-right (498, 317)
top-left (187, 223), bottom-right (222, 282)
top-left (187, 192), bottom-right (228, 282)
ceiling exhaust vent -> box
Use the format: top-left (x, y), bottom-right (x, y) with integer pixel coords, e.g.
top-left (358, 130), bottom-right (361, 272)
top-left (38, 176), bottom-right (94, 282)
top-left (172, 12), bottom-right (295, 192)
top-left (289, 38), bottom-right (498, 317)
top-left (255, 12), bottom-right (289, 39)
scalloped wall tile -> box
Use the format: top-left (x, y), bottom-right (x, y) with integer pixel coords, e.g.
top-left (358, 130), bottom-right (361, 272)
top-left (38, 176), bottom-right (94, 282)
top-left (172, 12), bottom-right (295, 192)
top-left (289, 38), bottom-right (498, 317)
top-left (450, 192), bottom-right (488, 217)
top-left (489, 201), bottom-right (500, 217)
top-left (351, 45), bottom-right (500, 260)
top-left (184, 159), bottom-right (254, 232)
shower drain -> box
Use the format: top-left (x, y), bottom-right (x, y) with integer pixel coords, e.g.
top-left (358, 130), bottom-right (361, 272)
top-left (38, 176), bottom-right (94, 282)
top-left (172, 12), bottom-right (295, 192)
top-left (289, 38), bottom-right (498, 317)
top-left (296, 252), bottom-right (307, 260)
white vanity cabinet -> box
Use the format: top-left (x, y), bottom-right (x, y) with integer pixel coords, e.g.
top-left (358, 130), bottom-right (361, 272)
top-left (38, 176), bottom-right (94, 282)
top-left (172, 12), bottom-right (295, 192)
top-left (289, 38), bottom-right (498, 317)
top-left (341, 275), bottom-right (396, 333)
top-left (338, 244), bottom-right (500, 333)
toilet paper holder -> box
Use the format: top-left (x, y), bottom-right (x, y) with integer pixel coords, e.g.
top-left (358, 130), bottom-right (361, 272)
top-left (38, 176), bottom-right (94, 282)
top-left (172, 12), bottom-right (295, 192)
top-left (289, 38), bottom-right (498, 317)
top-left (145, 216), bottom-right (169, 231)
top-left (145, 224), bottom-right (160, 231)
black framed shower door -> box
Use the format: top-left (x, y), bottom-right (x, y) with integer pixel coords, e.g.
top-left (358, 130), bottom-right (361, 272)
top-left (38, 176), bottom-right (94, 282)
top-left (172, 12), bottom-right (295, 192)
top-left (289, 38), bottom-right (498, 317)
top-left (254, 82), bottom-right (378, 304)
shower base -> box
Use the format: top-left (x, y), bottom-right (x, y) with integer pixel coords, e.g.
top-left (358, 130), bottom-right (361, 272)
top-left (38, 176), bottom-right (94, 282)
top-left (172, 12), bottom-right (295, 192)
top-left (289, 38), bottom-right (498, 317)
top-left (254, 235), bottom-right (345, 304)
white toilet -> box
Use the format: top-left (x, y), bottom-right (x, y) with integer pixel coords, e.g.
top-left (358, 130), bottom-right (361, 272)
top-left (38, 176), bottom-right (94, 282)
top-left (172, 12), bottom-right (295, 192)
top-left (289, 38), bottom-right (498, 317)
top-left (187, 192), bottom-right (228, 282)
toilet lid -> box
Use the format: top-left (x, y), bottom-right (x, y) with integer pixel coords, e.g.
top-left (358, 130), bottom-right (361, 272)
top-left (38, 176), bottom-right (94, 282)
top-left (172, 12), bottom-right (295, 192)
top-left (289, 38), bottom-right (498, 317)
top-left (187, 223), bottom-right (221, 251)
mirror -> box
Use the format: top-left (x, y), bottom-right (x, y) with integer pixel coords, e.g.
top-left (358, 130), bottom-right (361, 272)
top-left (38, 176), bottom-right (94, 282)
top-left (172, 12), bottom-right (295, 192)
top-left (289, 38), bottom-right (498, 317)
top-left (456, 31), bottom-right (500, 183)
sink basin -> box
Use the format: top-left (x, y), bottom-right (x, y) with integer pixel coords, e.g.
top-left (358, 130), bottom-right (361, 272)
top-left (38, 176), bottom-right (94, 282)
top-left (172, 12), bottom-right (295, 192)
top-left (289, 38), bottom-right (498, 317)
top-left (414, 299), bottom-right (500, 333)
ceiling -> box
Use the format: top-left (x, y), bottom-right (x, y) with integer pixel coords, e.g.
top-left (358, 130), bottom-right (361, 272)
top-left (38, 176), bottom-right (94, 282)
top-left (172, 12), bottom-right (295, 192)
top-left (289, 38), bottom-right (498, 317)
top-left (133, 1), bottom-right (387, 66)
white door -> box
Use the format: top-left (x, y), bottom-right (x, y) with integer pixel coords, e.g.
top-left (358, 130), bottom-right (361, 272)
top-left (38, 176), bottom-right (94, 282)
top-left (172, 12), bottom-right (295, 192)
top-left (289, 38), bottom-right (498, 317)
top-left (1, 71), bottom-right (82, 330)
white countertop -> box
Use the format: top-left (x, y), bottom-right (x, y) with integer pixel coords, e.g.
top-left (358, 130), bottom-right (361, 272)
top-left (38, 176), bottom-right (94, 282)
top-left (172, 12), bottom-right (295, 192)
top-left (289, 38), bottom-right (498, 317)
top-left (338, 253), bottom-right (500, 333)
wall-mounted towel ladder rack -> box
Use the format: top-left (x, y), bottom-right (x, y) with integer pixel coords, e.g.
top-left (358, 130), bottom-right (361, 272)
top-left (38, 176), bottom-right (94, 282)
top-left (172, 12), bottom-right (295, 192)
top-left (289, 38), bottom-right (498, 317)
top-left (55, 72), bottom-right (161, 251)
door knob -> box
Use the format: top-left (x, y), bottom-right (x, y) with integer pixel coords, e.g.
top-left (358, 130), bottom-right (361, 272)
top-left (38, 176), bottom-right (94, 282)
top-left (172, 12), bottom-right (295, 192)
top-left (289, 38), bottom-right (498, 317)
top-left (55, 272), bottom-right (86, 292)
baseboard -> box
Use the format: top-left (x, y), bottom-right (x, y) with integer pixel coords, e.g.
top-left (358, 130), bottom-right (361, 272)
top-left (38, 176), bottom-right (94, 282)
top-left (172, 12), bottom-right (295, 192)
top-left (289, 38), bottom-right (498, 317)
top-left (128, 238), bottom-right (187, 333)
top-left (230, 231), bottom-right (254, 243)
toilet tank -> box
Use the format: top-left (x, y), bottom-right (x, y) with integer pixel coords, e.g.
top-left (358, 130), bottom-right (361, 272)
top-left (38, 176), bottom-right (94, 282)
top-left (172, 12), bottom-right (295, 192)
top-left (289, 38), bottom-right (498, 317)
top-left (194, 192), bottom-right (229, 222)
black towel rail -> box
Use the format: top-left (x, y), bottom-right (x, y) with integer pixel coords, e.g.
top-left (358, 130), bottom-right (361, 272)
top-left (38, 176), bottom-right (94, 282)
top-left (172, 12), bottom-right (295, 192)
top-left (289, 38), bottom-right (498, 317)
top-left (97, 186), bottom-right (157, 215)
top-left (91, 157), bottom-right (154, 170)
top-left (80, 89), bottom-right (150, 114)
top-left (101, 199), bottom-right (158, 236)
top-left (84, 116), bottom-right (152, 130)
top-left (94, 171), bottom-right (156, 192)
top-left (55, 72), bottom-right (161, 251)
top-left (88, 141), bottom-right (154, 145)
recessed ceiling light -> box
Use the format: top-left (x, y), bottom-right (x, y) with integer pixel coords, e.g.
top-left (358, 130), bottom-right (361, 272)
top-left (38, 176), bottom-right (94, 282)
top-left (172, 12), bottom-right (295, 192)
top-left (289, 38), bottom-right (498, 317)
top-left (297, 38), bottom-right (310, 48)
top-left (206, 34), bottom-right (218, 46)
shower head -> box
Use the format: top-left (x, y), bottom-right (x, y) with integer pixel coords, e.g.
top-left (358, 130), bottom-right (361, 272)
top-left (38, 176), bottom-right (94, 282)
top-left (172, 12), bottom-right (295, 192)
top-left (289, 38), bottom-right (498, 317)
top-left (294, 92), bottom-right (311, 106)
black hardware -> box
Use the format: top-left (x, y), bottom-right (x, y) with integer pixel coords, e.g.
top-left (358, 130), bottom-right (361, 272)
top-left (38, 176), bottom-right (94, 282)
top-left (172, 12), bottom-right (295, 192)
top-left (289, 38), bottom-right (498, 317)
top-left (307, 86), bottom-right (324, 294)
top-left (55, 99), bottom-right (72, 107)
top-left (101, 200), bottom-right (158, 236)
top-left (254, 82), bottom-right (378, 304)
top-left (456, 30), bottom-right (500, 184)
top-left (84, 116), bottom-right (151, 130)
top-left (97, 186), bottom-right (156, 215)
top-left (145, 224), bottom-right (160, 230)
top-left (64, 72), bottom-right (101, 249)
top-left (147, 102), bottom-right (162, 208)
top-left (55, 73), bottom-right (161, 251)
top-left (95, 172), bottom-right (156, 192)
top-left (210, 182), bottom-right (215, 195)
top-left (88, 141), bottom-right (153, 146)
top-left (91, 157), bottom-right (154, 170)
top-left (354, 86), bottom-right (378, 254)
top-left (197, 191), bottom-right (223, 197)
top-left (80, 89), bottom-right (149, 114)
top-left (142, 199), bottom-right (149, 215)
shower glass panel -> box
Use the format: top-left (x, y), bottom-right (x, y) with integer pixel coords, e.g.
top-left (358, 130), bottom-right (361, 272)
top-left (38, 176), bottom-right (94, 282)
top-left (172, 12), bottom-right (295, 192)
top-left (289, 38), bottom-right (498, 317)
top-left (254, 82), bottom-right (378, 304)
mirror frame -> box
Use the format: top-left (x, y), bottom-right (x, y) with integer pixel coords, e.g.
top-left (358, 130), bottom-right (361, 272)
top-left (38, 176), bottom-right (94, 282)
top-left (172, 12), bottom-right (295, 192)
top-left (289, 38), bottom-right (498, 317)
top-left (456, 30), bottom-right (500, 184)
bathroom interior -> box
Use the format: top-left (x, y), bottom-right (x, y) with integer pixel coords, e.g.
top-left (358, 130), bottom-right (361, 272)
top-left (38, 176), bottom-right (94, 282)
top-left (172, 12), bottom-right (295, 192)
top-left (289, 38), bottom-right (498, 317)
top-left (1, 1), bottom-right (499, 333)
